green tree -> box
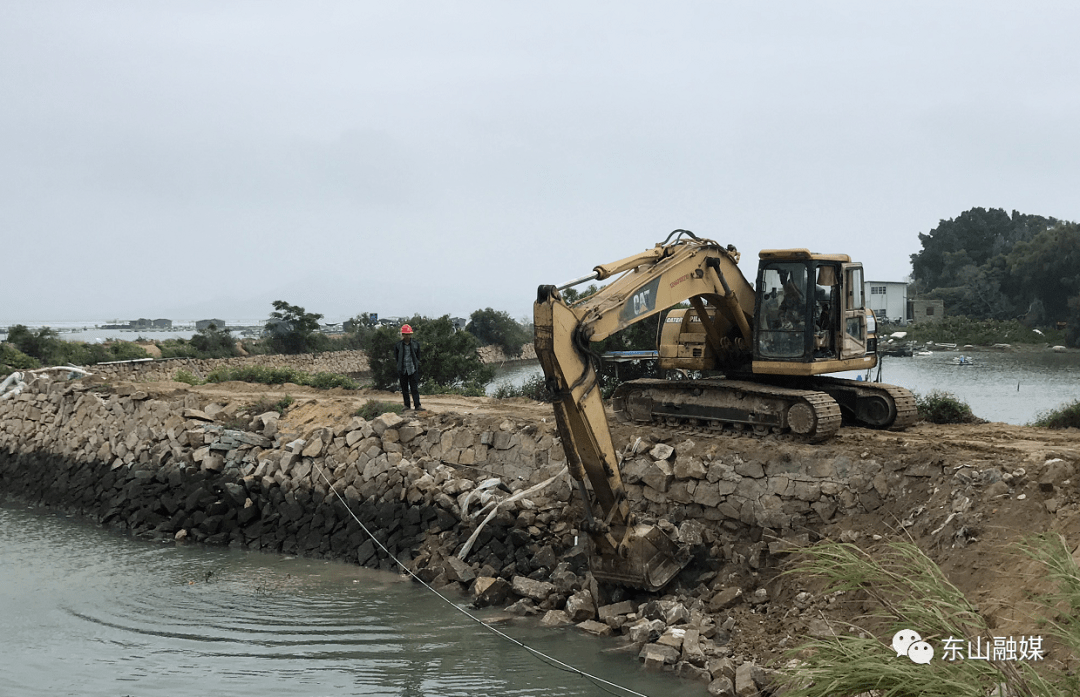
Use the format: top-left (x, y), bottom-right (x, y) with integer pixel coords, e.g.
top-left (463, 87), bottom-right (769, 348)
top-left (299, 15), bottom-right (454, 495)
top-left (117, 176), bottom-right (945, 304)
top-left (1, 342), bottom-right (40, 376)
top-left (466, 308), bottom-right (530, 357)
top-left (6, 325), bottom-right (63, 363)
top-left (189, 323), bottom-right (239, 358)
top-left (265, 301), bottom-right (327, 354)
top-left (910, 208), bottom-right (1055, 293)
top-left (1006, 221), bottom-right (1080, 323)
top-left (339, 313), bottom-right (378, 351)
top-left (368, 315), bottom-right (495, 392)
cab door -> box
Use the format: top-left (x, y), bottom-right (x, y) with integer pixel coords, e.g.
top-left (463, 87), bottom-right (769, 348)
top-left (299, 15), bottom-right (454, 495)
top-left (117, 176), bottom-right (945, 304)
top-left (840, 264), bottom-right (867, 359)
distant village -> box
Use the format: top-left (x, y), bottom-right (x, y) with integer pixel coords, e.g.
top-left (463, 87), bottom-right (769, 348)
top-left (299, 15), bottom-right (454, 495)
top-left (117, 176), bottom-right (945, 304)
top-left (95, 315), bottom-right (472, 336)
top-left (9, 279), bottom-right (935, 340)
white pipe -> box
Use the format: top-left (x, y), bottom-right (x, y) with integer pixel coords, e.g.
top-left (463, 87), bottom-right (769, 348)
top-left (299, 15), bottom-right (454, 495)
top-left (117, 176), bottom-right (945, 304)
top-left (0, 371), bottom-right (25, 400)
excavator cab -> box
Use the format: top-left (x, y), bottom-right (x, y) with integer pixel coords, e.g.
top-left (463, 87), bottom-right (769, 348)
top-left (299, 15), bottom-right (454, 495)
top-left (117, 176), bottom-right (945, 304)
top-left (751, 250), bottom-right (877, 376)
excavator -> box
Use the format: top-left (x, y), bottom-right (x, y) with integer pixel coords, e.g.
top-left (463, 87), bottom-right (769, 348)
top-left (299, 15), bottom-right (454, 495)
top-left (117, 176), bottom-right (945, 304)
top-left (533, 230), bottom-right (916, 591)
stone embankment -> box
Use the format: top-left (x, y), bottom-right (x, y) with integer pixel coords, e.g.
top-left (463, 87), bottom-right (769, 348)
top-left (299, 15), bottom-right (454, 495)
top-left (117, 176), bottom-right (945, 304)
top-left (88, 350), bottom-right (372, 383)
top-left (8, 372), bottom-right (1055, 696)
top-left (86, 344), bottom-right (537, 384)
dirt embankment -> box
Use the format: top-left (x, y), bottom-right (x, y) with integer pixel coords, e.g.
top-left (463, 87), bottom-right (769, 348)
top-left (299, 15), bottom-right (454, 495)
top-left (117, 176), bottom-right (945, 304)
top-left (152, 381), bottom-right (1080, 675)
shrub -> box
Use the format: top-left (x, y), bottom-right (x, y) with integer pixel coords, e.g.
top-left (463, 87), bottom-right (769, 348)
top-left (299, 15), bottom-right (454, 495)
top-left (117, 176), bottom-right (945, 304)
top-left (306, 372), bottom-right (360, 390)
top-left (1, 343), bottom-right (40, 377)
top-left (355, 400), bottom-right (403, 420)
top-left (174, 369), bottom-right (201, 385)
top-left (492, 373), bottom-right (554, 402)
top-left (203, 365), bottom-right (359, 391)
top-left (1031, 399), bottom-right (1080, 429)
top-left (5, 325), bottom-right (149, 366)
top-left (247, 395), bottom-right (294, 415)
top-left (205, 365), bottom-right (305, 385)
top-left (158, 340), bottom-right (200, 359)
top-left (188, 324), bottom-right (240, 358)
top-left (915, 390), bottom-right (979, 424)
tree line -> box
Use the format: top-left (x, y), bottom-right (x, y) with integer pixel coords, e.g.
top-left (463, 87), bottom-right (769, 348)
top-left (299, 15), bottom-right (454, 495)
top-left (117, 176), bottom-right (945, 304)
top-left (1, 301), bottom-right (537, 391)
top-left (910, 207), bottom-right (1080, 345)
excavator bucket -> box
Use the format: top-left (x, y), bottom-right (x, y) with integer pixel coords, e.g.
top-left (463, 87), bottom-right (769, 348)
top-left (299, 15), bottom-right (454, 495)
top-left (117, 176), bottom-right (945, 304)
top-left (588, 524), bottom-right (690, 592)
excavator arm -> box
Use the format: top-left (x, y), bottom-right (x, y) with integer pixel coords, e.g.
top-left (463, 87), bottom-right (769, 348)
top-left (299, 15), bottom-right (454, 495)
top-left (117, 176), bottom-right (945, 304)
top-left (533, 231), bottom-right (755, 590)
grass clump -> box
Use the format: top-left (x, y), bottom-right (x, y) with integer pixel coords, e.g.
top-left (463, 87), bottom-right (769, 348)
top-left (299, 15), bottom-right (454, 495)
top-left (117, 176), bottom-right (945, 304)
top-left (247, 395), bottom-right (294, 415)
top-left (1030, 399), bottom-right (1080, 429)
top-left (915, 390), bottom-right (979, 424)
top-left (777, 540), bottom-right (1070, 697)
top-left (491, 374), bottom-right (554, 402)
top-left (355, 400), bottom-right (403, 420)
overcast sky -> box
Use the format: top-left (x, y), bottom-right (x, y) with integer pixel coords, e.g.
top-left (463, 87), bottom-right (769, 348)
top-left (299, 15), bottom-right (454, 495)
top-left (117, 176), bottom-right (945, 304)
top-left (3, 2), bottom-right (1078, 325)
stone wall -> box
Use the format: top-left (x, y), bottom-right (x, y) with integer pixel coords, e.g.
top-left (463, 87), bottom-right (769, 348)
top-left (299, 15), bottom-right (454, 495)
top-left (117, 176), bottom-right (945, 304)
top-left (0, 372), bottom-right (917, 693)
top-left (88, 350), bottom-right (372, 383)
top-left (85, 343), bottom-right (538, 383)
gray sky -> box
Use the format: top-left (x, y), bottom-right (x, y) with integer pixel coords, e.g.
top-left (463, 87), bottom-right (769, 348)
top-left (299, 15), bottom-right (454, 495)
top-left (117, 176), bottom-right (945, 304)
top-left (3, 2), bottom-right (1078, 325)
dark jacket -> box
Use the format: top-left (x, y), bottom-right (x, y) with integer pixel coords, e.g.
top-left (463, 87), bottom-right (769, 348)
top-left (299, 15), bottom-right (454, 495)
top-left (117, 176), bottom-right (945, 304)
top-left (394, 339), bottom-right (421, 375)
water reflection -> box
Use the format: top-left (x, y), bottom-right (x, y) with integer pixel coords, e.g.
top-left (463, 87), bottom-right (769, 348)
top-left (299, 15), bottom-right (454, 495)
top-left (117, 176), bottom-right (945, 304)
top-left (0, 503), bottom-right (704, 697)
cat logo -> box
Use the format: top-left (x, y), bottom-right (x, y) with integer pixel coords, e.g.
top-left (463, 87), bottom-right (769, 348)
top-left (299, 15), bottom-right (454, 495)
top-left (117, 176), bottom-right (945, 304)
top-left (620, 277), bottom-right (661, 322)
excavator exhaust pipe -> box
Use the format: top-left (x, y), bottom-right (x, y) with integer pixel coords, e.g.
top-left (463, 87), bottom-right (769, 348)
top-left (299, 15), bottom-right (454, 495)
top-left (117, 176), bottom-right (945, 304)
top-left (588, 524), bottom-right (690, 592)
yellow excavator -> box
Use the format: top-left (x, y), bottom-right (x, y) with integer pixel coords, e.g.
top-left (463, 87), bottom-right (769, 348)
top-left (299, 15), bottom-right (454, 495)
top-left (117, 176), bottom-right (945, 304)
top-left (534, 230), bottom-right (916, 590)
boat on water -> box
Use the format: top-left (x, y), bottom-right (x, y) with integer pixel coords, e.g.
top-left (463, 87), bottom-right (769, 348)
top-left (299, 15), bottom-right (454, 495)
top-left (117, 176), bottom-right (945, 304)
top-left (951, 355), bottom-right (975, 365)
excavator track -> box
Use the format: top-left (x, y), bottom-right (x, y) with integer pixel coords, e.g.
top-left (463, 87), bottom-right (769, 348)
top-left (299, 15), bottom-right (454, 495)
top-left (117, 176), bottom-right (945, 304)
top-left (802, 377), bottom-right (918, 431)
top-left (612, 378), bottom-right (843, 442)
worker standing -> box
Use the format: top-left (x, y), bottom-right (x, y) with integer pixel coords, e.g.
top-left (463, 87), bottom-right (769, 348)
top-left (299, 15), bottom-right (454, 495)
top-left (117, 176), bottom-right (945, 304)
top-left (394, 324), bottom-right (422, 411)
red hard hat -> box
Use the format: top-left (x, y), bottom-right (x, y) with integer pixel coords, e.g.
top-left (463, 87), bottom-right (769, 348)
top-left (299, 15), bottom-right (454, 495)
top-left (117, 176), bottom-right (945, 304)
top-left (400, 324), bottom-right (413, 334)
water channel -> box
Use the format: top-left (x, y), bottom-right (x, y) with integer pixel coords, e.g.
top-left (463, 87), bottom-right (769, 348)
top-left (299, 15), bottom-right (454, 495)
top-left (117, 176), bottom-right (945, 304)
top-left (0, 502), bottom-right (703, 697)
top-left (490, 349), bottom-right (1080, 426)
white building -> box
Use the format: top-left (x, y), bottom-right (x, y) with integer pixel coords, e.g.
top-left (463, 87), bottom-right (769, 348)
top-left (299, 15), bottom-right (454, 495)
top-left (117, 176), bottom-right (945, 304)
top-left (864, 280), bottom-right (908, 325)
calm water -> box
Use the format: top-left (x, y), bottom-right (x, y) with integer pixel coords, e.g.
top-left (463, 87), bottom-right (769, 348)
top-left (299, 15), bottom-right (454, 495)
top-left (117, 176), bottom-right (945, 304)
top-left (0, 502), bottom-right (704, 697)
top-left (491, 351), bottom-right (1080, 425)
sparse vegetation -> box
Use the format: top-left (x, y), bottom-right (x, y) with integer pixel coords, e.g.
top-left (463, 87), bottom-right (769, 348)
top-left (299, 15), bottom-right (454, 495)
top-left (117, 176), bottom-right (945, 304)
top-left (778, 539), bottom-right (1076, 697)
top-left (4, 324), bottom-right (149, 367)
top-left (915, 390), bottom-right (979, 424)
top-left (173, 369), bottom-right (201, 385)
top-left (204, 365), bottom-right (359, 390)
top-left (422, 383), bottom-right (487, 397)
top-left (1030, 399), bottom-right (1080, 429)
top-left (492, 374), bottom-right (554, 402)
top-left (904, 317), bottom-right (1066, 347)
top-left (247, 395), bottom-right (294, 415)
top-left (355, 400), bottom-right (403, 420)
top-left (1, 342), bottom-right (39, 377)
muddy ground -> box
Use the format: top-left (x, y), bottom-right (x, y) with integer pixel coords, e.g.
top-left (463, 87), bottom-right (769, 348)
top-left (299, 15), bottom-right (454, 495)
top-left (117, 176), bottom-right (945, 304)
top-left (135, 378), bottom-right (1080, 683)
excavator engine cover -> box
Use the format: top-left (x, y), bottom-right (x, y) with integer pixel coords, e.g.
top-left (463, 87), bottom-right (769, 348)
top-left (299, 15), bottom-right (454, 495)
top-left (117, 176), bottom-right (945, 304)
top-left (589, 524), bottom-right (690, 592)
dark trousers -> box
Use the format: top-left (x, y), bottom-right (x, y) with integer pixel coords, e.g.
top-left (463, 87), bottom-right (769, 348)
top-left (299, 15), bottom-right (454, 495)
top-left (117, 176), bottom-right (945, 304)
top-left (399, 372), bottom-right (420, 409)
